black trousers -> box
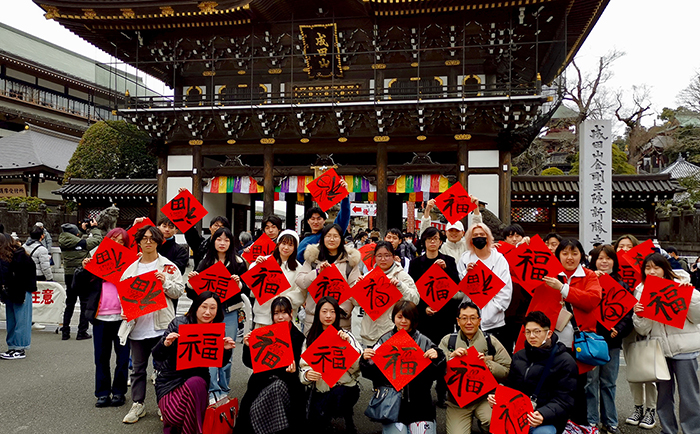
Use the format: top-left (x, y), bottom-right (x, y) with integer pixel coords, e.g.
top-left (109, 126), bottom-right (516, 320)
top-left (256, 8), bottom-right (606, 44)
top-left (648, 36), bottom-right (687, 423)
top-left (62, 274), bottom-right (89, 335)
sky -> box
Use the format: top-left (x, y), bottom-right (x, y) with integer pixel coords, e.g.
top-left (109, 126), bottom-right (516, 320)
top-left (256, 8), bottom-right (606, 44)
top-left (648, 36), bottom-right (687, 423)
top-left (1, 0), bottom-right (698, 119)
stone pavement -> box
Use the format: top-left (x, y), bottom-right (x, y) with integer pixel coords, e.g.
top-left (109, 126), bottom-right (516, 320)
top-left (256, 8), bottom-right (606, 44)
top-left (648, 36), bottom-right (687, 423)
top-left (0, 316), bottom-right (679, 434)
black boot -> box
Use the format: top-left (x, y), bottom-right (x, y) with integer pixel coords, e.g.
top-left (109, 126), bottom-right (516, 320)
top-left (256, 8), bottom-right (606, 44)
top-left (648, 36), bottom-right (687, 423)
top-left (61, 328), bottom-right (70, 340)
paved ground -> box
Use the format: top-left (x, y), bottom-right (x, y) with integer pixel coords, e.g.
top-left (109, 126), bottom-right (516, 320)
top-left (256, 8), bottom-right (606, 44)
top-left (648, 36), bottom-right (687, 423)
top-left (0, 303), bottom-right (685, 434)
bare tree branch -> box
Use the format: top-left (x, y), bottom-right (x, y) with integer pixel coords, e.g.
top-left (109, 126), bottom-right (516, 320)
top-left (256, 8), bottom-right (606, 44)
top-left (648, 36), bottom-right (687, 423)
top-left (676, 71), bottom-right (700, 112)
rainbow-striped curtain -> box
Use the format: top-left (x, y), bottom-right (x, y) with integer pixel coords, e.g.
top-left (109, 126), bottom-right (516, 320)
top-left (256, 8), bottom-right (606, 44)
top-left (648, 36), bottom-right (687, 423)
top-left (203, 176), bottom-right (264, 194)
top-left (388, 174), bottom-right (452, 201)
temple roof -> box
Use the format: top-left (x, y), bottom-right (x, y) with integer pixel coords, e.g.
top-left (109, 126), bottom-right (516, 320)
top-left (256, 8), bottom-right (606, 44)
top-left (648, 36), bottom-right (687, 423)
top-left (0, 125), bottom-right (78, 178)
top-left (53, 178), bottom-right (158, 200)
top-left (660, 154), bottom-right (700, 179)
top-left (512, 174), bottom-right (684, 200)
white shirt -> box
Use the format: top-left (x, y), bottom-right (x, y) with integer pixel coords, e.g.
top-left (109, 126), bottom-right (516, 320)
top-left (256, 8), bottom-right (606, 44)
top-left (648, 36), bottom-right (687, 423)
top-left (129, 259), bottom-right (164, 341)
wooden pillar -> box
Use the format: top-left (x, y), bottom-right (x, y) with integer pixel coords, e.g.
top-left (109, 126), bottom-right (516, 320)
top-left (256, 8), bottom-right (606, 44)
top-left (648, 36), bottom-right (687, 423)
top-left (457, 142), bottom-right (469, 229)
top-left (249, 194), bottom-right (256, 231)
top-left (499, 150), bottom-right (511, 224)
top-left (30, 178), bottom-right (39, 197)
top-left (157, 152), bottom-right (168, 213)
top-left (286, 194), bottom-right (296, 231)
top-left (192, 144), bottom-right (203, 233)
top-left (376, 143), bottom-right (388, 234)
top-left (263, 145), bottom-right (274, 218)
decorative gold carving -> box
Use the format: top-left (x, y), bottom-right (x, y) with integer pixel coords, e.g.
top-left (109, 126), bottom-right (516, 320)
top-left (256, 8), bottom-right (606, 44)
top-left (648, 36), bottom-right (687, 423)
top-left (42, 5), bottom-right (59, 19)
top-left (387, 78), bottom-right (398, 88)
top-left (268, 68), bottom-right (282, 74)
top-left (82, 9), bottom-right (97, 18)
top-left (202, 71), bottom-right (216, 77)
top-left (292, 84), bottom-right (361, 99)
top-left (237, 70), bottom-right (246, 75)
top-left (302, 68), bottom-right (310, 73)
top-left (121, 9), bottom-right (135, 19)
top-left (454, 134), bottom-right (472, 141)
top-left (445, 60), bottom-right (461, 66)
top-left (189, 140), bottom-right (204, 145)
top-left (371, 64), bottom-right (387, 70)
top-left (198, 2), bottom-right (219, 13)
top-left (417, 135), bottom-right (427, 141)
top-left (260, 138), bottom-right (275, 145)
top-left (160, 6), bottom-right (175, 16)
top-left (338, 137), bottom-right (348, 143)
top-left (374, 136), bottom-right (390, 143)
top-left (299, 23), bottom-right (343, 79)
top-left (342, 66), bottom-right (350, 71)
top-left (411, 62), bottom-right (419, 67)
top-left (410, 77), bottom-right (421, 81)
top-left (300, 138), bottom-right (310, 143)
top-left (237, 84), bottom-right (248, 88)
top-left (111, 110), bottom-right (118, 116)
top-left (227, 139), bottom-right (236, 144)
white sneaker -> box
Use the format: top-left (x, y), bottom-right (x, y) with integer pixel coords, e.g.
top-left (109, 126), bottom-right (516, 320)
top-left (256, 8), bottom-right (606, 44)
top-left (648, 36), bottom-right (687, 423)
top-left (32, 323), bottom-right (46, 330)
top-left (123, 402), bottom-right (146, 423)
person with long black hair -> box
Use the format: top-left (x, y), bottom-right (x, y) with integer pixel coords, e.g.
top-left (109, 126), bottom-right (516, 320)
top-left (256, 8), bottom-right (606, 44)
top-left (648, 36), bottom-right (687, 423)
top-left (186, 226), bottom-right (248, 404)
top-left (237, 297), bottom-right (306, 434)
top-left (300, 296), bottom-right (362, 433)
top-left (296, 224), bottom-right (362, 333)
top-left (152, 291), bottom-right (235, 434)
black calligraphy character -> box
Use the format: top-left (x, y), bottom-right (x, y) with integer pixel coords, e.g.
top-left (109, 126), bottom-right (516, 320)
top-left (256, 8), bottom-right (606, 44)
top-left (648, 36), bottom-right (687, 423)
top-left (631, 252), bottom-right (644, 268)
top-left (250, 267), bottom-right (283, 298)
top-left (314, 175), bottom-right (344, 202)
top-left (400, 360), bottom-right (418, 376)
top-left (178, 335), bottom-right (201, 361)
top-left (365, 278), bottom-right (390, 310)
top-left (317, 277), bottom-right (343, 301)
top-left (425, 276), bottom-right (450, 302)
top-left (601, 287), bottom-right (626, 323)
top-left (200, 333), bottom-right (220, 360)
top-left (312, 345), bottom-right (347, 371)
top-left (171, 196), bottom-right (197, 224)
top-left (382, 346), bottom-right (401, 379)
top-left (647, 284), bottom-right (687, 321)
top-left (442, 193), bottom-right (469, 216)
top-left (122, 277), bottom-right (162, 310)
top-left (95, 249), bottom-right (112, 265)
top-left (252, 330), bottom-right (290, 367)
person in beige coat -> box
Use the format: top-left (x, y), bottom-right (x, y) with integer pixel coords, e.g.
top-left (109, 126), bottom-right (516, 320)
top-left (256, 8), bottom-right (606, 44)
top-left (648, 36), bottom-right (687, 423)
top-left (439, 301), bottom-right (512, 434)
top-left (295, 224), bottom-right (362, 333)
top-left (353, 241), bottom-right (420, 346)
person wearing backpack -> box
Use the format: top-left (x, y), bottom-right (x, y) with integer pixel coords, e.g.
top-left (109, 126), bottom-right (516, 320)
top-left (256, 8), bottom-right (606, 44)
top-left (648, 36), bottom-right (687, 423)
top-left (0, 232), bottom-right (38, 360)
top-left (23, 226), bottom-right (53, 282)
top-left (439, 301), bottom-right (512, 434)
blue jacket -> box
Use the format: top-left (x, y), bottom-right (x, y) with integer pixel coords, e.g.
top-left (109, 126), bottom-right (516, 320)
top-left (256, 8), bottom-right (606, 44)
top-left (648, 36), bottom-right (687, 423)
top-left (297, 197), bottom-right (350, 263)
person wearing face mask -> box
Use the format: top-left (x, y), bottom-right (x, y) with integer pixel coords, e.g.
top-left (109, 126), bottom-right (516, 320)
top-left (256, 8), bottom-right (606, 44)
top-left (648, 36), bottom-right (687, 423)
top-left (456, 223), bottom-right (513, 346)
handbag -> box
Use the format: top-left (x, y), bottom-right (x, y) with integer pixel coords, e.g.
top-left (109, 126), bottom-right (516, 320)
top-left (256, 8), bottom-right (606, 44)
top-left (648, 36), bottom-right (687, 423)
top-left (203, 396), bottom-right (239, 434)
top-left (625, 336), bottom-right (670, 382)
top-left (567, 303), bottom-right (610, 366)
top-left (364, 386), bottom-right (402, 424)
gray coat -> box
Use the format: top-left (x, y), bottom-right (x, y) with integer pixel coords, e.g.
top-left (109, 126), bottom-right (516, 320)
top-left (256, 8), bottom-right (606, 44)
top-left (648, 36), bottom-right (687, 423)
top-left (23, 238), bottom-right (53, 280)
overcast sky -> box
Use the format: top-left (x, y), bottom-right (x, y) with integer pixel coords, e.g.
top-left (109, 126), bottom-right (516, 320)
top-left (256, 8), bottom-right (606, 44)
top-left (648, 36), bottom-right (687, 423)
top-left (2, 0), bottom-right (698, 120)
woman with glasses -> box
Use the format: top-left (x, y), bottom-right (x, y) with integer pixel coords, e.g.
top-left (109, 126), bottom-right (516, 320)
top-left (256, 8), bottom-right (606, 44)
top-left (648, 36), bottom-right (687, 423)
top-left (353, 241), bottom-right (420, 347)
top-left (408, 226), bottom-right (461, 407)
top-left (488, 311), bottom-right (577, 434)
top-left (296, 224), bottom-right (362, 334)
top-left (117, 226), bottom-right (185, 424)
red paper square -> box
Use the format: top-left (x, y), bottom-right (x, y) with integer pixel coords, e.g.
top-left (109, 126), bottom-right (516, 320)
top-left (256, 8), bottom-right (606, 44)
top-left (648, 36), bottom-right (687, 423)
top-left (434, 183), bottom-right (476, 224)
top-left (160, 189), bottom-right (209, 233)
top-left (459, 260), bottom-right (506, 309)
top-left (505, 235), bottom-right (564, 294)
top-left (351, 267), bottom-right (403, 321)
top-left (176, 323), bottom-right (225, 370)
top-left (597, 273), bottom-right (638, 330)
top-left (306, 264), bottom-right (352, 304)
top-left (416, 262), bottom-right (461, 312)
top-left (117, 270), bottom-right (169, 322)
top-left (497, 242), bottom-right (515, 256)
top-left (358, 243), bottom-right (377, 270)
top-left (307, 168), bottom-right (349, 212)
top-left (127, 217), bottom-right (155, 251)
top-left (300, 325), bottom-right (360, 387)
top-left (491, 385), bottom-right (534, 434)
top-left (514, 284), bottom-right (563, 353)
top-left (445, 346), bottom-right (499, 408)
top-left (85, 237), bottom-right (139, 284)
top-left (372, 329), bottom-right (431, 391)
top-left (241, 234), bottom-right (276, 264)
top-left (638, 275), bottom-right (693, 329)
top-left (248, 322), bottom-right (295, 373)
top-left (188, 261), bottom-right (240, 303)
top-left (241, 256), bottom-right (291, 305)
top-left (619, 239), bottom-right (655, 272)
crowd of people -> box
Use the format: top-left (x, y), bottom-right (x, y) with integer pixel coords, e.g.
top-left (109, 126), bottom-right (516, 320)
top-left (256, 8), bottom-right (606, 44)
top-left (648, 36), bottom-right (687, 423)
top-left (1, 190), bottom-right (699, 434)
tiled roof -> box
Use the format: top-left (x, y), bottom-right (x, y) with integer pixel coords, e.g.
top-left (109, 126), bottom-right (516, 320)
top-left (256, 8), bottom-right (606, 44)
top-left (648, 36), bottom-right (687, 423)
top-left (660, 154), bottom-right (700, 179)
top-left (0, 126), bottom-right (78, 175)
top-left (53, 179), bottom-right (157, 199)
top-left (512, 174), bottom-right (684, 198)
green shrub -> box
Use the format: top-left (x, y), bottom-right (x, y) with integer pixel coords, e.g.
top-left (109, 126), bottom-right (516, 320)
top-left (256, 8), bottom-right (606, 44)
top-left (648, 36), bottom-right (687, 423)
top-left (1, 196), bottom-right (45, 212)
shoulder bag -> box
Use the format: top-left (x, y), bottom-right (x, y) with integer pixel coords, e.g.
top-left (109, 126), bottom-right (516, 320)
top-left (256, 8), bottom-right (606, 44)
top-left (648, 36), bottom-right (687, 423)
top-left (567, 303), bottom-right (610, 366)
top-left (364, 386), bottom-right (402, 424)
top-left (625, 335), bottom-right (670, 382)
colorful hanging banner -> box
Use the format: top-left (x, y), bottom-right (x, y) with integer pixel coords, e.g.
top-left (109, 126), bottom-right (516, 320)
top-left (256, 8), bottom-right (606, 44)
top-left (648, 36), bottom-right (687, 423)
top-left (388, 174), bottom-right (452, 194)
top-left (204, 176), bottom-right (264, 194)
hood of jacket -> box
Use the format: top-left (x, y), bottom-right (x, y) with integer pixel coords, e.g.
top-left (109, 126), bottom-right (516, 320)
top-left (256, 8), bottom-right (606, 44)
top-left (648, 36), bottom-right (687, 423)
top-left (61, 223), bottom-right (80, 236)
top-left (59, 231), bottom-right (83, 249)
top-left (303, 243), bottom-right (361, 268)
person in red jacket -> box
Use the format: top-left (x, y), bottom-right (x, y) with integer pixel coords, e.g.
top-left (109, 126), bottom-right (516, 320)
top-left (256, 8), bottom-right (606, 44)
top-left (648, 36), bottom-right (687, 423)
top-left (543, 237), bottom-right (602, 425)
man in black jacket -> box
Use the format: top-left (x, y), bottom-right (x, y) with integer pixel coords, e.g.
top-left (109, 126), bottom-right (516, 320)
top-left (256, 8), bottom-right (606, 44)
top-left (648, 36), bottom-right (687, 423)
top-left (155, 217), bottom-right (189, 275)
top-left (489, 311), bottom-right (577, 434)
top-left (184, 216), bottom-right (231, 269)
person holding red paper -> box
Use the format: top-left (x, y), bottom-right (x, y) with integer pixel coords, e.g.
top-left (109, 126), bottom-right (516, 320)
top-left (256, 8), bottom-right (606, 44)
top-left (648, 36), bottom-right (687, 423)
top-left (541, 238), bottom-right (602, 426)
top-left (79, 228), bottom-right (132, 408)
top-left (488, 311), bottom-right (578, 434)
top-left (296, 224), bottom-right (361, 333)
top-left (501, 224), bottom-right (534, 356)
top-left (409, 226), bottom-right (461, 407)
top-left (360, 301), bottom-right (445, 434)
top-left (117, 226), bottom-right (184, 424)
top-left (238, 297), bottom-right (306, 434)
top-left (419, 195), bottom-right (481, 262)
top-left (438, 301), bottom-right (511, 434)
top-left (585, 245), bottom-right (635, 434)
top-left (632, 253), bottom-right (700, 434)
top-left (457, 222), bottom-right (513, 346)
top-left (297, 179), bottom-right (351, 264)
top-left (353, 241), bottom-right (420, 346)
top-left (185, 227), bottom-right (248, 404)
top-left (152, 291), bottom-right (235, 434)
top-left (250, 230), bottom-right (305, 327)
top-left (300, 296), bottom-right (363, 433)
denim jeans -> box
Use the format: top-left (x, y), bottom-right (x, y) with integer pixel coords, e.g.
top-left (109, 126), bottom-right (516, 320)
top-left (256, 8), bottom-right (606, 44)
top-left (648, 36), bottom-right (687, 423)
top-left (5, 291), bottom-right (32, 350)
top-left (657, 357), bottom-right (700, 434)
top-left (208, 309), bottom-right (238, 400)
top-left (585, 348), bottom-right (620, 428)
top-left (530, 425), bottom-right (557, 434)
top-left (93, 319), bottom-right (130, 398)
